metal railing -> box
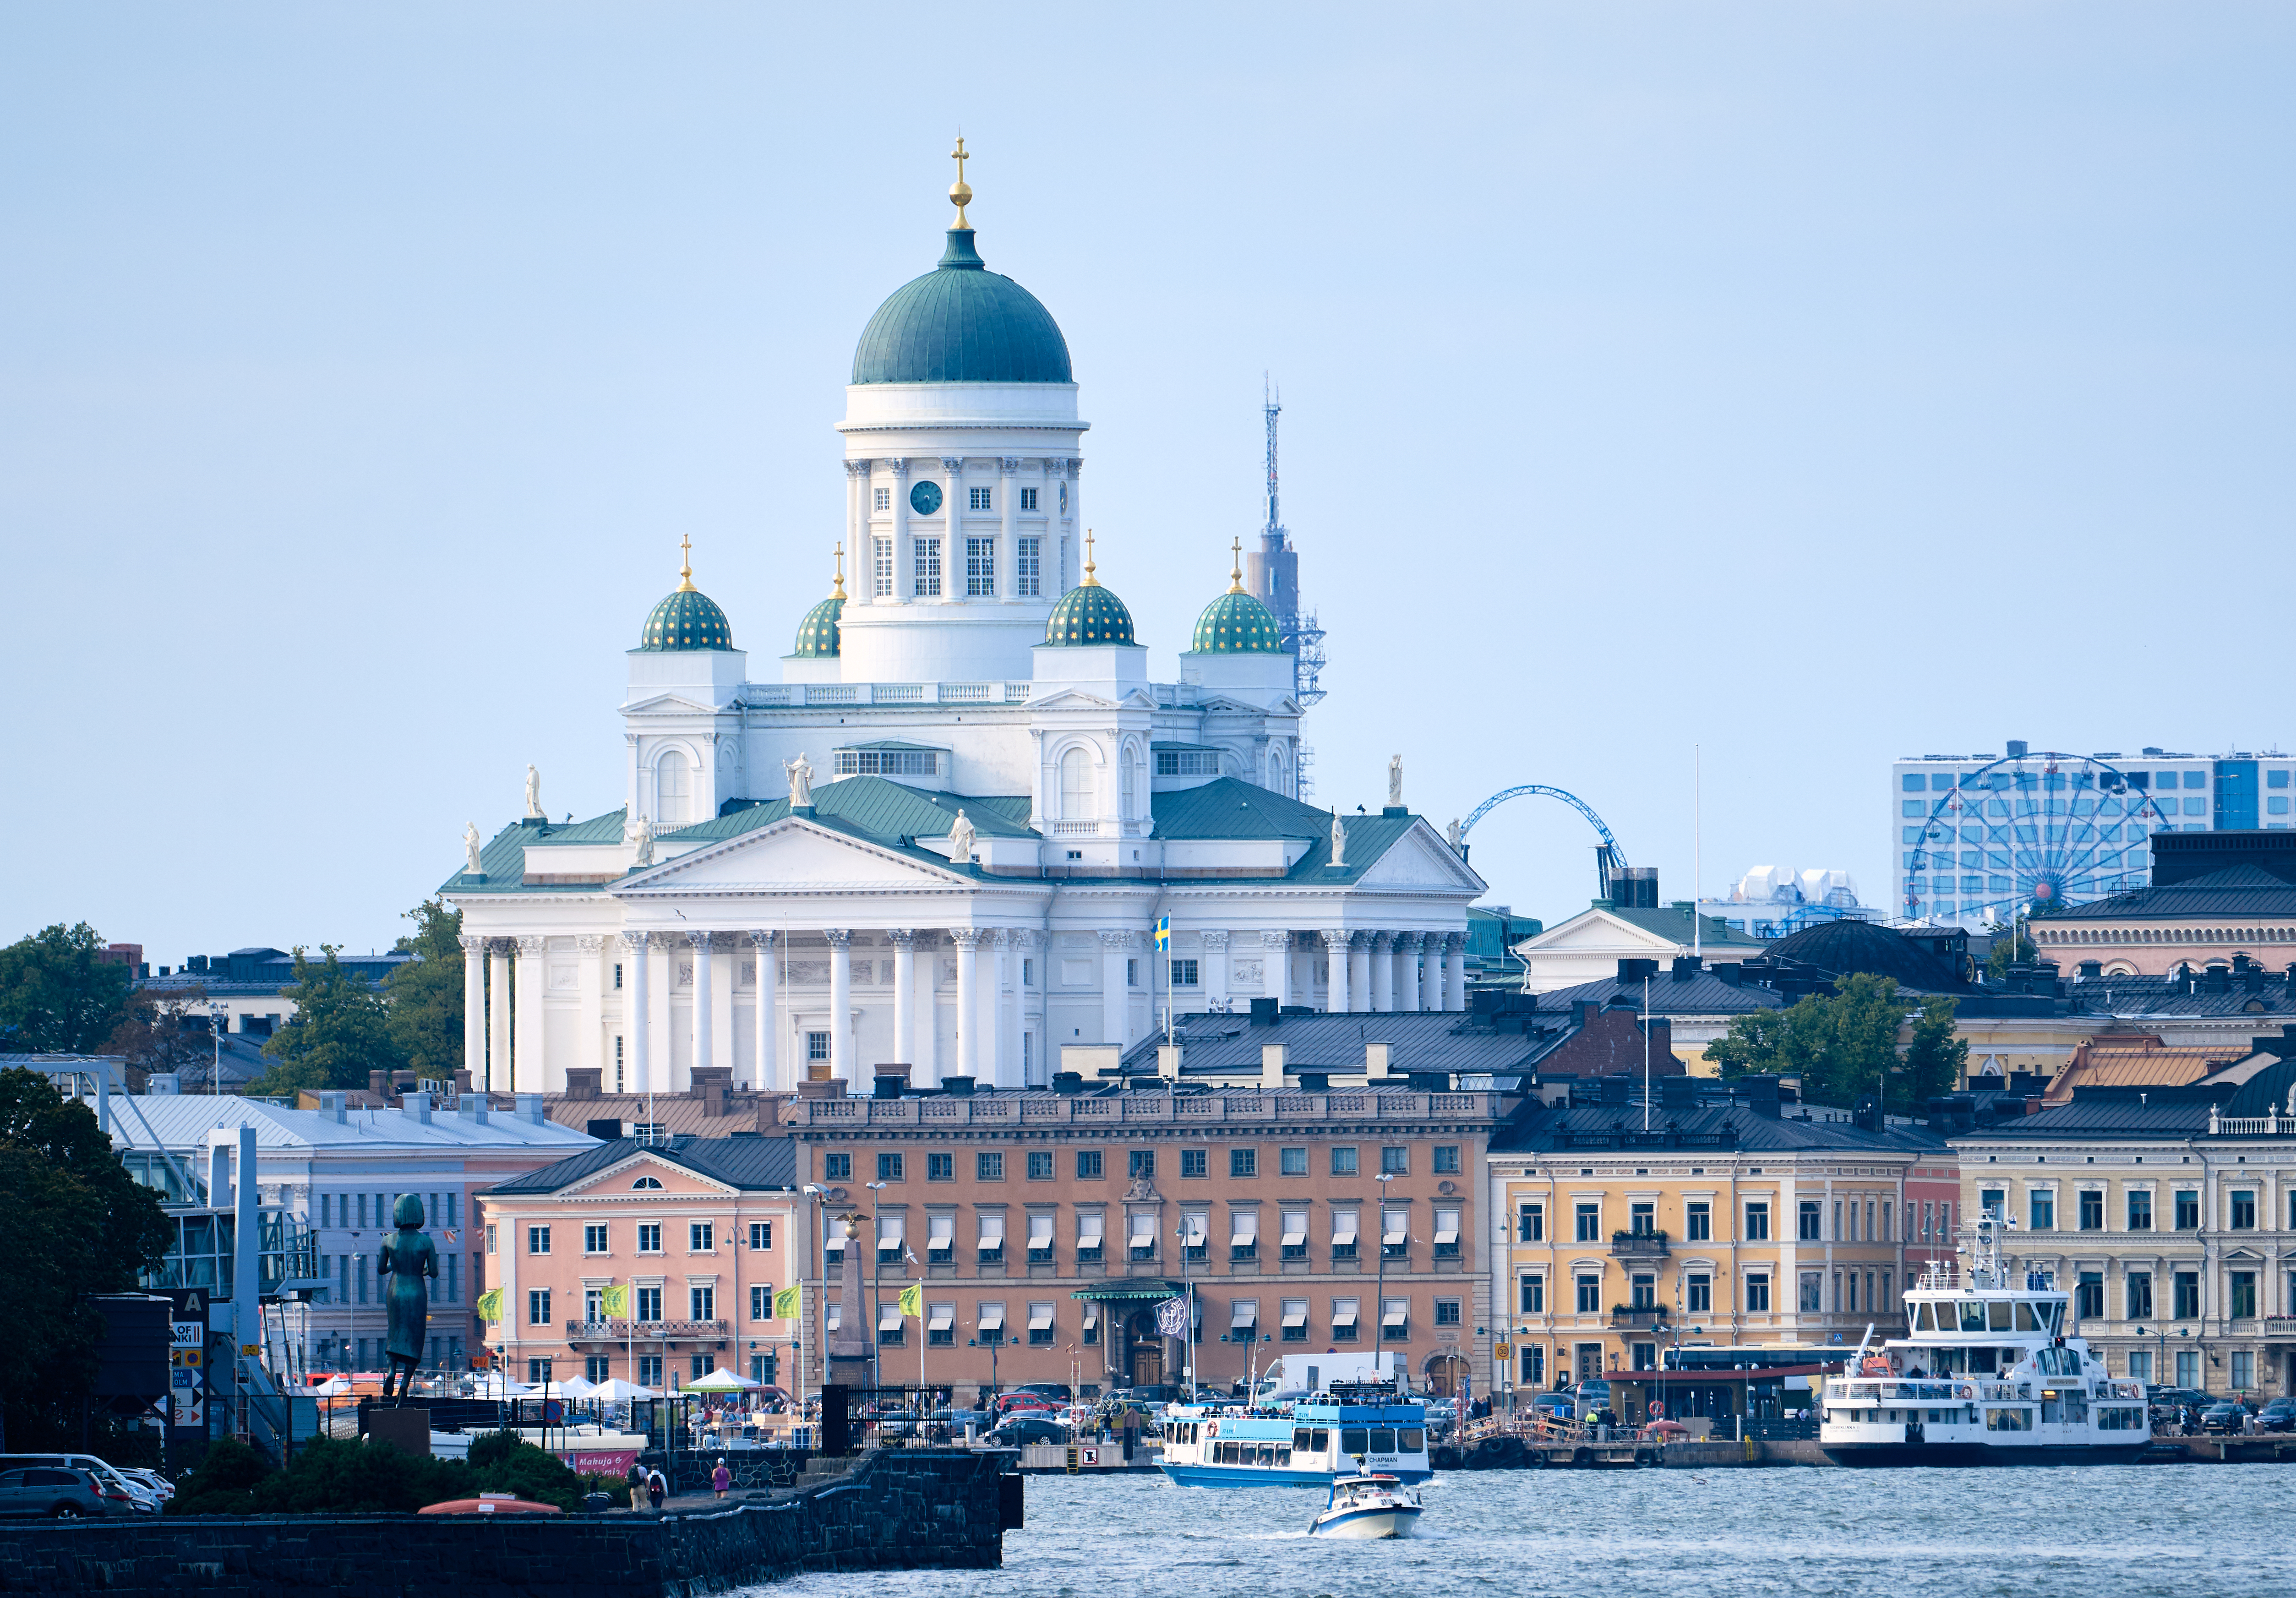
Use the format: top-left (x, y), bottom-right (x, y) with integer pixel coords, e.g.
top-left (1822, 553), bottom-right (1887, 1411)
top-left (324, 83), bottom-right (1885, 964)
top-left (566, 1318), bottom-right (730, 1340)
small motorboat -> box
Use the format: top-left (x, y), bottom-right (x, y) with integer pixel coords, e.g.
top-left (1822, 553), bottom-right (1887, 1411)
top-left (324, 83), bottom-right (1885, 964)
top-left (1308, 1472), bottom-right (1423, 1539)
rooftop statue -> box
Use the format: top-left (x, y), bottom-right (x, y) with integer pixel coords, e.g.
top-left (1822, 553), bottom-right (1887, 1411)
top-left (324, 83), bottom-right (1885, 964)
top-left (948, 808), bottom-right (977, 863)
top-left (787, 752), bottom-right (814, 808)
top-left (463, 822), bottom-right (484, 875)
top-left (525, 763), bottom-right (543, 819)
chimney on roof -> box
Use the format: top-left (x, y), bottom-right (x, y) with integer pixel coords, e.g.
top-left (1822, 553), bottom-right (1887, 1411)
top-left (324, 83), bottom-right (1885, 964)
top-left (1052, 1071), bottom-right (1085, 1096)
top-left (564, 1068), bottom-right (601, 1102)
top-left (460, 1096), bottom-right (490, 1125)
top-left (320, 1090), bottom-right (347, 1125)
top-left (1261, 1045), bottom-right (1287, 1091)
top-left (1711, 962), bottom-right (1741, 987)
top-left (368, 1070), bottom-right (390, 1100)
top-left (1614, 867), bottom-right (1658, 909)
top-left (1364, 1042), bottom-right (1392, 1080)
top-left (516, 1092), bottom-right (544, 1126)
top-left (1617, 958), bottom-right (1658, 985)
top-left (1249, 996), bottom-right (1279, 1027)
top-left (872, 1068), bottom-right (908, 1101)
top-left (2077, 960), bottom-right (2102, 981)
top-left (1671, 955), bottom-right (1702, 982)
top-left (404, 1091), bottom-right (432, 1126)
top-left (1157, 1046), bottom-right (1182, 1082)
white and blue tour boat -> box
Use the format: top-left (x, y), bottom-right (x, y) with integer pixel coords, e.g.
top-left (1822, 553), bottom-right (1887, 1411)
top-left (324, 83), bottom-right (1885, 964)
top-left (1158, 1382), bottom-right (1432, 1488)
top-left (1819, 1215), bottom-right (2151, 1466)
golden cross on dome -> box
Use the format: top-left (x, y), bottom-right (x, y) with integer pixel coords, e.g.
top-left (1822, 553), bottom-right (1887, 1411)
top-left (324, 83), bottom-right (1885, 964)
top-left (832, 540), bottom-right (846, 598)
top-left (1228, 536), bottom-right (1245, 594)
top-left (949, 136), bottom-right (974, 228)
top-left (1082, 528), bottom-right (1099, 586)
top-left (677, 533), bottom-right (696, 592)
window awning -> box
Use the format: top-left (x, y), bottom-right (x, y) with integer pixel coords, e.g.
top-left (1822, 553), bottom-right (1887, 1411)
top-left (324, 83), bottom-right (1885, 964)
top-left (1081, 1304), bottom-right (1100, 1328)
top-left (1382, 1211), bottom-right (1408, 1246)
top-left (1281, 1305), bottom-right (1308, 1329)
top-left (1331, 1212), bottom-right (1359, 1244)
top-left (928, 1305), bottom-right (954, 1331)
top-left (1181, 1213), bottom-right (1208, 1245)
top-left (979, 1215), bottom-right (1005, 1244)
top-left (1332, 1305), bottom-right (1359, 1328)
top-left (928, 1214), bottom-right (955, 1243)
top-left (1028, 1214), bottom-right (1055, 1245)
top-left (878, 1215), bottom-right (904, 1244)
top-left (1433, 1210), bottom-right (1460, 1246)
top-left (1230, 1213), bottom-right (1259, 1247)
top-left (1078, 1213), bottom-right (1106, 1245)
top-left (1230, 1301), bottom-right (1258, 1328)
top-left (1382, 1304), bottom-right (1408, 1328)
top-left (1028, 1306), bottom-right (1054, 1331)
top-left (824, 1230), bottom-right (848, 1253)
top-left (1280, 1213), bottom-right (1308, 1247)
top-left (1129, 1214), bottom-right (1156, 1243)
top-left (879, 1307), bottom-right (904, 1331)
top-left (977, 1303), bottom-right (1006, 1331)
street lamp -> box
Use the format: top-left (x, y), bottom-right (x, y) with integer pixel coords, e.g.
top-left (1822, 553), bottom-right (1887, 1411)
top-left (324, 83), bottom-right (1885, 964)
top-left (865, 1180), bottom-right (888, 1396)
top-left (1373, 1172), bottom-right (1396, 1383)
top-left (801, 1184), bottom-right (824, 1436)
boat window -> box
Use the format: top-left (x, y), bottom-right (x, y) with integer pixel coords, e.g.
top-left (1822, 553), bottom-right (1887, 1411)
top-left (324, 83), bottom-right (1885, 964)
top-left (1959, 1301), bottom-right (1986, 1331)
top-left (2037, 1301), bottom-right (2063, 1335)
top-left (1341, 1427), bottom-right (1369, 1455)
top-left (2015, 1302), bottom-right (2037, 1332)
top-left (1275, 1447), bottom-right (1291, 1467)
top-left (1369, 1428), bottom-right (1397, 1454)
top-left (1311, 1428), bottom-right (1330, 1451)
top-left (1294, 1428), bottom-right (1314, 1451)
top-left (1987, 1301), bottom-right (2012, 1331)
top-left (1399, 1429), bottom-right (1425, 1451)
top-left (1913, 1303), bottom-right (1934, 1331)
top-left (1984, 1407), bottom-right (2034, 1432)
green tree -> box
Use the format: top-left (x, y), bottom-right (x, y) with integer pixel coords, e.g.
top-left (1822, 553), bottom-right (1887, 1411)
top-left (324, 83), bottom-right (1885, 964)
top-left (251, 946), bottom-right (403, 1096)
top-left (103, 982), bottom-right (217, 1089)
top-left (169, 1431), bottom-right (589, 1516)
top-left (385, 899), bottom-right (464, 1079)
top-left (1804, 973), bottom-right (1908, 1109)
top-left (0, 922), bottom-right (133, 1053)
top-left (0, 1068), bottom-right (176, 1452)
top-left (1901, 995), bottom-right (1970, 1111)
top-left (1984, 923), bottom-right (2037, 981)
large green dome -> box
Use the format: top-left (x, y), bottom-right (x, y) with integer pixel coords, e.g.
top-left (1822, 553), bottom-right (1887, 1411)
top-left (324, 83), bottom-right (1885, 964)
top-left (852, 230), bottom-right (1073, 386)
top-left (1045, 583), bottom-right (1135, 646)
top-left (640, 547), bottom-right (735, 652)
top-left (793, 593), bottom-right (844, 657)
top-left (1191, 570), bottom-right (1285, 654)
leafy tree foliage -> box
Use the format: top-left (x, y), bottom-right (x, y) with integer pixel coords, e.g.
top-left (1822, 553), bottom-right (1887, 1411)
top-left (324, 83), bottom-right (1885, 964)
top-left (0, 1068), bottom-right (176, 1451)
top-left (386, 899), bottom-right (465, 1079)
top-left (1903, 996), bottom-right (1971, 1111)
top-left (104, 982), bottom-right (219, 1090)
top-left (169, 1431), bottom-right (590, 1516)
top-left (1703, 974), bottom-right (1964, 1112)
top-left (0, 922), bottom-right (133, 1053)
top-left (251, 946), bottom-right (404, 1096)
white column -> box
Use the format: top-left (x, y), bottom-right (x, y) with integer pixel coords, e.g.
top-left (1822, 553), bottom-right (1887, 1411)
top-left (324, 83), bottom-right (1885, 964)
top-left (845, 461), bottom-right (869, 605)
top-left (1322, 931), bottom-right (1351, 1015)
top-left (1393, 934), bottom-right (1421, 1014)
top-left (825, 929), bottom-right (853, 1083)
top-left (1100, 930), bottom-right (1131, 1047)
top-left (943, 456), bottom-right (965, 599)
top-left (1007, 930), bottom-right (1034, 1086)
top-left (513, 935), bottom-right (545, 1093)
top-left (1420, 934), bottom-right (1444, 1012)
top-left (998, 458), bottom-right (1019, 600)
top-left (1262, 930), bottom-right (1291, 1009)
top-left (1369, 933), bottom-right (1394, 1013)
top-left (460, 935), bottom-right (486, 1083)
top-left (984, 930), bottom-right (1009, 1087)
top-left (749, 930), bottom-right (778, 1091)
top-left (487, 941), bottom-right (513, 1092)
top-left (1065, 460), bottom-right (1082, 593)
top-left (648, 933), bottom-right (674, 1090)
top-left (1348, 934), bottom-right (1372, 1014)
top-left (690, 930), bottom-right (714, 1077)
top-left (888, 458), bottom-right (911, 601)
top-left (1037, 459), bottom-right (1059, 594)
top-left (1202, 930), bottom-right (1230, 1013)
top-left (889, 930), bottom-right (919, 1079)
top-left (576, 934), bottom-right (605, 1085)
top-left (1445, 933), bottom-right (1468, 1012)
top-left (952, 928), bottom-right (983, 1079)
top-left (621, 932), bottom-right (651, 1095)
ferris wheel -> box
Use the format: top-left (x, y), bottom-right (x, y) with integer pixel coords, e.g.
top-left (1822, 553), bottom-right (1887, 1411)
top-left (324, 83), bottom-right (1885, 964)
top-left (1902, 750), bottom-right (2174, 923)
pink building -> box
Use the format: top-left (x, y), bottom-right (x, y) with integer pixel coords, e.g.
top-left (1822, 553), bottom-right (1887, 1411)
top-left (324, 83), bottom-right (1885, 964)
top-left (1903, 1154), bottom-right (1961, 1282)
top-left (478, 1134), bottom-right (805, 1391)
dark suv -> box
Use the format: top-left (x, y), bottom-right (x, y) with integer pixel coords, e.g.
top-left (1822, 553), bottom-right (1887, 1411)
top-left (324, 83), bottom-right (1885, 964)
top-left (2255, 1399), bottom-right (2296, 1434)
top-left (0, 1467), bottom-right (120, 1519)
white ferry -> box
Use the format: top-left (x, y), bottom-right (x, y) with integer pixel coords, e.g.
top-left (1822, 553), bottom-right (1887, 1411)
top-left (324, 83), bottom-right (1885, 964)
top-left (1159, 1383), bottom-right (1432, 1487)
top-left (1819, 1215), bottom-right (2151, 1466)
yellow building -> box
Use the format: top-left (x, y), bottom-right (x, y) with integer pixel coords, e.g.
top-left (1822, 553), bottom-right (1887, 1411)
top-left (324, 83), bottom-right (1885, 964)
top-left (1486, 1078), bottom-right (1958, 1395)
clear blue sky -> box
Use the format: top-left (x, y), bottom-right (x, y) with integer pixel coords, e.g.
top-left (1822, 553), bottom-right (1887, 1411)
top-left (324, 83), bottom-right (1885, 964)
top-left (4, 3), bottom-right (2289, 964)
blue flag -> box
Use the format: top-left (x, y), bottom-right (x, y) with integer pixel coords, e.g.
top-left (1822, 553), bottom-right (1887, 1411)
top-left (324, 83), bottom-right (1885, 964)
top-left (1155, 915), bottom-right (1170, 949)
top-left (1155, 1295), bottom-right (1190, 1338)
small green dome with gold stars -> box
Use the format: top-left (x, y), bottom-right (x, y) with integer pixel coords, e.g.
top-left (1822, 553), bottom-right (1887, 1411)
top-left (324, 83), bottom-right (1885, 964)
top-left (1043, 533), bottom-right (1137, 647)
top-left (790, 546), bottom-right (849, 658)
top-left (639, 538), bottom-right (735, 652)
top-left (1190, 540), bottom-right (1285, 654)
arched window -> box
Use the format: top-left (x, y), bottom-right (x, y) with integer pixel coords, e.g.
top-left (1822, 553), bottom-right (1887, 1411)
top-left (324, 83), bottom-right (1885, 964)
top-left (1121, 746), bottom-right (1138, 816)
top-left (1269, 747), bottom-right (1290, 796)
top-left (1060, 747), bottom-right (1095, 819)
top-left (658, 751), bottom-right (690, 826)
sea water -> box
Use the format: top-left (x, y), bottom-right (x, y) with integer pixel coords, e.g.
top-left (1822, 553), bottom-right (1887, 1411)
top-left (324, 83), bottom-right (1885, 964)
top-left (753, 1463), bottom-right (2296, 1598)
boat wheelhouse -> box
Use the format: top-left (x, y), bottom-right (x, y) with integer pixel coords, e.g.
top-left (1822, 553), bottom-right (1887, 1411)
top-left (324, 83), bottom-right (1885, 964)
top-left (1159, 1384), bottom-right (1431, 1488)
top-left (1819, 1215), bottom-right (2150, 1466)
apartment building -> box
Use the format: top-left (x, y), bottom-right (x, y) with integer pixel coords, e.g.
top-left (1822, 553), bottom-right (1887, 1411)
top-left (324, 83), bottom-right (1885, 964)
top-left (1488, 1077), bottom-right (1950, 1396)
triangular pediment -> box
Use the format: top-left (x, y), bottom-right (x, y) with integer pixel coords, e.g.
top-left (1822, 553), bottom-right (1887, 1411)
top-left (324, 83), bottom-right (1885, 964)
top-left (1027, 685), bottom-right (1157, 713)
top-left (620, 691), bottom-right (730, 718)
top-left (1519, 909), bottom-right (1680, 954)
top-left (1353, 824), bottom-right (1486, 893)
top-left (565, 1150), bottom-right (738, 1199)
top-left (616, 816), bottom-right (973, 896)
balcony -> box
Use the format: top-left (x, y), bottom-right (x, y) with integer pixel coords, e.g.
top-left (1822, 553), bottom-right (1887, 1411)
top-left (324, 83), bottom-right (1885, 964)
top-left (2265, 1317), bottom-right (2296, 1339)
top-left (1609, 1305), bottom-right (1670, 1329)
top-left (1610, 1230), bottom-right (1670, 1260)
top-left (566, 1319), bottom-right (730, 1345)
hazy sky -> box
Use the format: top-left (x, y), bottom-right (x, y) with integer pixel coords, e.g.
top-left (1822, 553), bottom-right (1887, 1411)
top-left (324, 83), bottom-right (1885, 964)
top-left (5, 4), bottom-right (2290, 965)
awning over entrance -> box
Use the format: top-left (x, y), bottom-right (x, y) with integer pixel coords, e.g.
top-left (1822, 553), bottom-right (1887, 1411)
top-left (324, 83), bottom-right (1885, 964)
top-left (1069, 1280), bottom-right (1187, 1303)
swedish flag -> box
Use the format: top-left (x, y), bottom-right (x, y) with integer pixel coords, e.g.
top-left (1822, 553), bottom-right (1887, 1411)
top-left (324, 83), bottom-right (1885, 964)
top-left (1155, 915), bottom-right (1170, 950)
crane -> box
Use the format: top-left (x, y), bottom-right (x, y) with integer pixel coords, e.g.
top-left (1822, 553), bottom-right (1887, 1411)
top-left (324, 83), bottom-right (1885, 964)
top-left (1458, 784), bottom-right (1629, 900)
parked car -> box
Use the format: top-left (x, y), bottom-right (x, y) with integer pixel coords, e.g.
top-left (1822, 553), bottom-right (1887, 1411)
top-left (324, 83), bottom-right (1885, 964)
top-left (868, 1408), bottom-right (921, 1438)
top-left (987, 1415), bottom-right (1071, 1447)
top-left (1012, 1382), bottom-right (1073, 1402)
top-left (118, 1468), bottom-right (175, 1504)
top-left (2144, 1386), bottom-right (2214, 1411)
top-left (0, 1467), bottom-right (127, 1519)
top-left (2199, 1401), bottom-right (2249, 1434)
top-left (2255, 1399), bottom-right (2296, 1434)
top-left (0, 1456), bottom-right (150, 1515)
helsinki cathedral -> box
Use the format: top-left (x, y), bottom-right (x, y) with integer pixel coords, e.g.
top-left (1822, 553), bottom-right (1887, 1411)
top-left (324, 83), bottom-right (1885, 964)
top-left (446, 148), bottom-right (1485, 1095)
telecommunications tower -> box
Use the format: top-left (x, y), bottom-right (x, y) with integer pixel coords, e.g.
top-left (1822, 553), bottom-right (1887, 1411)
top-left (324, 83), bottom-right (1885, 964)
top-left (1244, 377), bottom-right (1327, 707)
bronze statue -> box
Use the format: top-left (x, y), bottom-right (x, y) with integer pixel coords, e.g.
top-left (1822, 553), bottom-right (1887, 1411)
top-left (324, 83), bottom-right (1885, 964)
top-left (376, 1193), bottom-right (438, 1400)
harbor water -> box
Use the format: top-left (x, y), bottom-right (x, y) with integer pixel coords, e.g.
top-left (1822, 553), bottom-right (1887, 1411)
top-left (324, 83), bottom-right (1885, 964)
top-left (755, 1462), bottom-right (2296, 1598)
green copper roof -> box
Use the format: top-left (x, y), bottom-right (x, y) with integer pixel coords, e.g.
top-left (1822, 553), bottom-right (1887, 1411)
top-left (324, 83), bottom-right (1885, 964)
top-left (640, 585), bottom-right (734, 652)
top-left (1044, 581), bottom-right (1137, 647)
top-left (1191, 589), bottom-right (1285, 654)
top-left (851, 229), bottom-right (1073, 385)
top-left (792, 593), bottom-right (844, 658)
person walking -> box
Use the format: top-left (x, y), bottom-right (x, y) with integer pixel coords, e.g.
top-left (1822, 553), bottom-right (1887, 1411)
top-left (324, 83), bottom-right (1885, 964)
top-left (626, 1459), bottom-right (647, 1511)
top-left (712, 1458), bottom-right (731, 1500)
top-left (646, 1468), bottom-right (667, 1511)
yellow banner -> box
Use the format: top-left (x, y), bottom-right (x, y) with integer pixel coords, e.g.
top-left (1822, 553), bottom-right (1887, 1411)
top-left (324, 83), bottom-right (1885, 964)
top-left (474, 1288), bottom-right (502, 1323)
top-left (773, 1285), bottom-right (802, 1320)
top-left (898, 1283), bottom-right (922, 1317)
top-left (600, 1283), bottom-right (628, 1316)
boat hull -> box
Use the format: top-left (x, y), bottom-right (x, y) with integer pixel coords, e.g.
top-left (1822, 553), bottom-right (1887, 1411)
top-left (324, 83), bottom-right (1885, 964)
top-left (1160, 1462), bottom-right (1429, 1489)
top-left (1310, 1504), bottom-right (1421, 1539)
top-left (1821, 1441), bottom-right (2151, 1468)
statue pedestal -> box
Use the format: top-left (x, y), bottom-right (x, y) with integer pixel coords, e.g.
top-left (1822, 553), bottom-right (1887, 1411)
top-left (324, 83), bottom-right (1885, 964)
top-left (367, 1406), bottom-right (432, 1457)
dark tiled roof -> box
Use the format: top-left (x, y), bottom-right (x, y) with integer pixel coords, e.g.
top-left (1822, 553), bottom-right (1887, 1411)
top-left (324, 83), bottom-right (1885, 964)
top-left (1763, 918), bottom-right (1963, 990)
top-left (1595, 906), bottom-right (1767, 950)
top-left (486, 1134), bottom-right (797, 1195)
top-left (2046, 864), bottom-right (2296, 921)
top-left (1952, 1096), bottom-right (2216, 1140)
top-left (671, 777), bottom-right (1038, 845)
top-left (1537, 971), bottom-right (1785, 1015)
top-left (1494, 1102), bottom-right (1949, 1155)
top-left (2070, 972), bottom-right (2296, 1018)
top-left (1117, 1010), bottom-right (1552, 1075)
top-left (1151, 778), bottom-right (1325, 841)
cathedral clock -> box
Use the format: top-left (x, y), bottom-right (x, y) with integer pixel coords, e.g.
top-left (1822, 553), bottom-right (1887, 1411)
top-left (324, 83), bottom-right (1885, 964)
top-left (909, 480), bottom-right (943, 516)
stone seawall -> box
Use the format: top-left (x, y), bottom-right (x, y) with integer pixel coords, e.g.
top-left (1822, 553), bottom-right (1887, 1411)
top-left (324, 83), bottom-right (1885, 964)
top-left (0, 1448), bottom-right (1003, 1598)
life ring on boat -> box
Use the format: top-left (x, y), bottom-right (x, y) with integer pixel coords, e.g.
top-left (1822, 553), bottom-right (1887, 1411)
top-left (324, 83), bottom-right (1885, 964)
top-left (1956, 1384), bottom-right (1974, 1401)
top-left (1648, 1401), bottom-right (1664, 1419)
top-left (1205, 1421), bottom-right (1218, 1438)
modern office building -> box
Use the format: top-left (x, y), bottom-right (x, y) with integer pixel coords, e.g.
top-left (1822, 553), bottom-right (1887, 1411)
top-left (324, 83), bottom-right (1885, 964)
top-left (1890, 741), bottom-right (2295, 929)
